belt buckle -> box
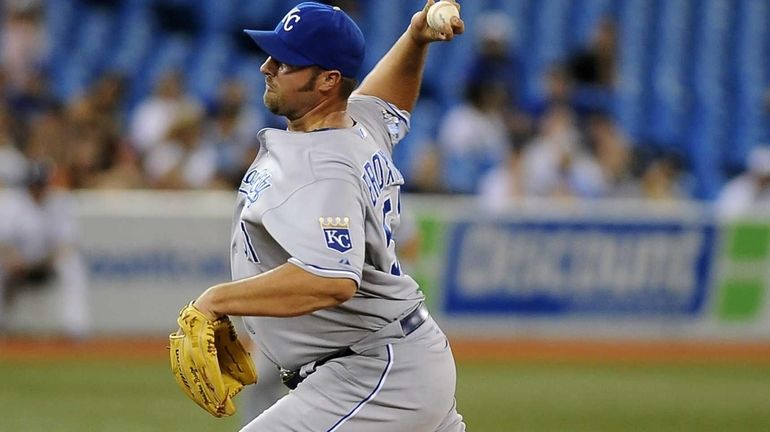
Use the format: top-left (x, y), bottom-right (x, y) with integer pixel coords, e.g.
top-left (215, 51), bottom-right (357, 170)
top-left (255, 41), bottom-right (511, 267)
top-left (279, 368), bottom-right (295, 385)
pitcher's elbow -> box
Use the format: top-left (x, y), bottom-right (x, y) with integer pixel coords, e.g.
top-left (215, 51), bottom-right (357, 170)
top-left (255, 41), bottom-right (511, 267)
top-left (329, 278), bottom-right (357, 304)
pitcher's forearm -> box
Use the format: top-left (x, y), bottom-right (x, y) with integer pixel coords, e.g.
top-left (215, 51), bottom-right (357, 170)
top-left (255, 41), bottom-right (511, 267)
top-left (355, 31), bottom-right (429, 112)
top-left (354, 0), bottom-right (464, 112)
top-left (195, 262), bottom-right (357, 319)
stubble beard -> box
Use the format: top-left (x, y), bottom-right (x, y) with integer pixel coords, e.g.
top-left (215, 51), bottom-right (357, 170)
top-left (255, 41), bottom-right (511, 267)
top-left (264, 91), bottom-right (297, 119)
top-left (263, 72), bottom-right (318, 119)
top-left (264, 89), bottom-right (299, 119)
top-left (263, 89), bottom-right (280, 115)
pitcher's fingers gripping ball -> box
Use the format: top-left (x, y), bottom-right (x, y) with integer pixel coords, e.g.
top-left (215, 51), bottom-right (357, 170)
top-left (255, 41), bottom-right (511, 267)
top-left (427, 0), bottom-right (460, 32)
top-left (413, 0), bottom-right (464, 42)
top-left (169, 302), bottom-right (258, 417)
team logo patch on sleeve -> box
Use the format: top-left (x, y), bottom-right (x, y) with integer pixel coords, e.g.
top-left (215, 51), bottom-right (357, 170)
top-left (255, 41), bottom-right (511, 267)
top-left (319, 217), bottom-right (352, 253)
top-left (381, 109), bottom-right (401, 143)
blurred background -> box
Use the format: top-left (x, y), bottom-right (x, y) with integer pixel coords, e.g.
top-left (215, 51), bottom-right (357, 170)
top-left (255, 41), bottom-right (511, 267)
top-left (1, 0), bottom-right (770, 431)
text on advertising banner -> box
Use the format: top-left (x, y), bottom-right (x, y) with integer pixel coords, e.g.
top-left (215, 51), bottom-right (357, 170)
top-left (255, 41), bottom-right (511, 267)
top-left (444, 221), bottom-right (717, 316)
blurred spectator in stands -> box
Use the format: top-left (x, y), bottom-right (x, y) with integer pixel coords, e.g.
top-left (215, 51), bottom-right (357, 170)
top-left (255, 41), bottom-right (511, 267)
top-left (0, 102), bottom-right (28, 186)
top-left (568, 17), bottom-right (617, 88)
top-left (527, 64), bottom-right (574, 119)
top-left (638, 153), bottom-right (687, 201)
top-left (437, 79), bottom-right (512, 194)
top-left (62, 73), bottom-right (144, 189)
top-left (434, 11), bottom-right (536, 195)
top-left (205, 78), bottom-right (262, 187)
top-left (0, 0), bottom-right (47, 93)
top-left (520, 105), bottom-right (606, 199)
top-left (480, 110), bottom-right (629, 208)
top-left (92, 143), bottom-right (145, 189)
top-left (129, 70), bottom-right (202, 156)
top-left (584, 113), bottom-right (630, 193)
top-left (144, 106), bottom-right (225, 189)
top-left (565, 17), bottom-right (617, 114)
top-left (478, 139), bottom-right (526, 212)
top-left (84, 72), bottom-right (127, 139)
top-left (466, 12), bottom-right (533, 144)
top-left (63, 122), bottom-right (121, 189)
top-left (716, 146), bottom-right (770, 217)
top-left (0, 161), bottom-right (89, 337)
top-left (466, 14), bottom-right (517, 101)
top-left (619, 148), bottom-right (689, 201)
top-left (407, 141), bottom-right (444, 193)
top-left (23, 103), bottom-right (69, 181)
top-left (6, 69), bottom-right (58, 129)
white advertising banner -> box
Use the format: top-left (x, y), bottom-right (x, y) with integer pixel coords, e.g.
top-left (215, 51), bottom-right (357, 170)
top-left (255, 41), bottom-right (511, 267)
top-left (9, 191), bottom-right (770, 340)
top-left (77, 191), bottom-right (234, 334)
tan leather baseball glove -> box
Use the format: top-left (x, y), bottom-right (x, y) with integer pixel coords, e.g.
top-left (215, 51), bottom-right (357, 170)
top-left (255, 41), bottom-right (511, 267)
top-left (169, 302), bottom-right (258, 417)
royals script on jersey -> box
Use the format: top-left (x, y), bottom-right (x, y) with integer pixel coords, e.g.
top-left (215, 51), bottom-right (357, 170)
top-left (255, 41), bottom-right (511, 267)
top-left (232, 95), bottom-right (424, 370)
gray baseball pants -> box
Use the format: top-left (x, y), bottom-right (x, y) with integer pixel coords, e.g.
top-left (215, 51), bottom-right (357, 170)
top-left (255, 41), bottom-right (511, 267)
top-left (240, 316), bottom-right (466, 431)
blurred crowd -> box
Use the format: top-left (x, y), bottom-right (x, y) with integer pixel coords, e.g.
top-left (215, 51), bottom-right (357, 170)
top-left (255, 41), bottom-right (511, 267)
top-left (0, 57), bottom-right (263, 192)
top-left (0, 0), bottom-right (767, 212)
top-left (403, 11), bottom-right (770, 215)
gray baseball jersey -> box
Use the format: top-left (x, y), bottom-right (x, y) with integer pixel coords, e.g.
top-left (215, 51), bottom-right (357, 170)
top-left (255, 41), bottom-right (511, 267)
top-left (233, 95), bottom-right (465, 432)
top-left (233, 95), bottom-right (422, 370)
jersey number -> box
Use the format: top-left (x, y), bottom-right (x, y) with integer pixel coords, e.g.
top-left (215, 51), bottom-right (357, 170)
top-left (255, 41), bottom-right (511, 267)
top-left (241, 221), bottom-right (260, 263)
top-left (381, 192), bottom-right (402, 276)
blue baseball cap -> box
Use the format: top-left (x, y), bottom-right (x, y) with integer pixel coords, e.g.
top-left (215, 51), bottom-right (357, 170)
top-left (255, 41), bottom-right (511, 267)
top-left (244, 2), bottom-right (365, 78)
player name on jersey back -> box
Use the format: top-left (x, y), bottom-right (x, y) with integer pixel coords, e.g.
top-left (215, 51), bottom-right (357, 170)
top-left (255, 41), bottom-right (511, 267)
top-left (361, 149), bottom-right (404, 206)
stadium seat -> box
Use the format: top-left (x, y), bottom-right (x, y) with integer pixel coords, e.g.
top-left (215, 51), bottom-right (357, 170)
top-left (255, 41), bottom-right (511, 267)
top-left (647, 0), bottom-right (690, 147)
top-left (187, 37), bottom-right (233, 104)
top-left (724, 0), bottom-right (767, 174)
top-left (615, 0), bottom-right (653, 143)
top-left (567, 0), bottom-right (613, 51)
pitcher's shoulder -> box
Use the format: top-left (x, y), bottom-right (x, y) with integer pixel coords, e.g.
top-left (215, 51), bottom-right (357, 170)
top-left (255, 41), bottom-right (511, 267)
top-left (308, 130), bottom-right (373, 187)
top-left (348, 95), bottom-right (411, 127)
top-left (348, 95), bottom-right (411, 152)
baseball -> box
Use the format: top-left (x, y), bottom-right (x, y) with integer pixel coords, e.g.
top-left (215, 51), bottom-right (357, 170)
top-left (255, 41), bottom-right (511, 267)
top-left (427, 1), bottom-right (460, 32)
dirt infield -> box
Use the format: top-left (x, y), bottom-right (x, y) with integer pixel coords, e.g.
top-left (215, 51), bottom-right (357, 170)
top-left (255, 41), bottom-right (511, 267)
top-left (2, 336), bottom-right (770, 363)
top-left (450, 339), bottom-right (770, 363)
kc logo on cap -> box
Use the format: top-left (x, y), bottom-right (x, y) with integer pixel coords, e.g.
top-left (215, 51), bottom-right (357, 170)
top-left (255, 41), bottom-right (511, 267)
top-left (244, 2), bottom-right (365, 78)
top-left (282, 7), bottom-right (302, 31)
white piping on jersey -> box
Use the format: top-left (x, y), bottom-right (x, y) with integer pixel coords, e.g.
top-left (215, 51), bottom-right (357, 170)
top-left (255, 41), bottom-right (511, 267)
top-left (326, 344), bottom-right (394, 432)
top-left (288, 257), bottom-right (362, 285)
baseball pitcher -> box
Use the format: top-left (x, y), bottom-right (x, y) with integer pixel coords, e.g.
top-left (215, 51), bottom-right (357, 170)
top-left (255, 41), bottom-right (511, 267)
top-left (170, 2), bottom-right (466, 430)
